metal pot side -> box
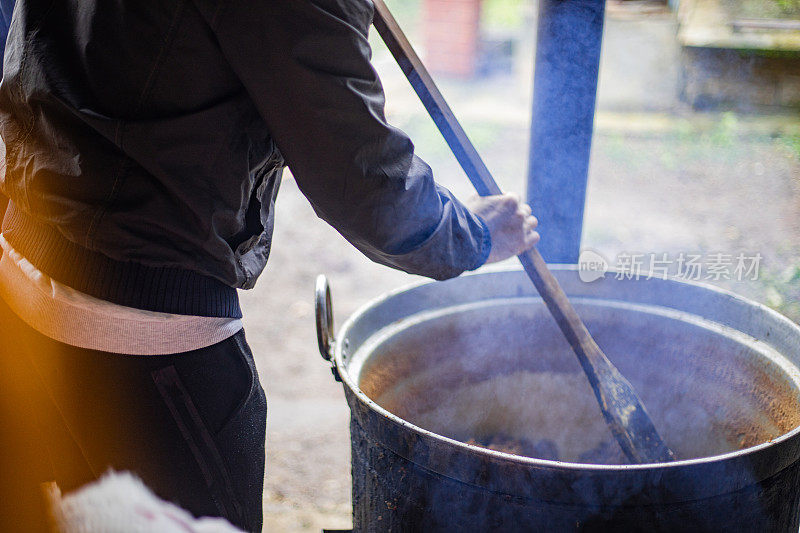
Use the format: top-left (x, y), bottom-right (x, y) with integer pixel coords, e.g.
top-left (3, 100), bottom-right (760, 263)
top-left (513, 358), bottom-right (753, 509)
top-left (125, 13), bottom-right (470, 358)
top-left (332, 267), bottom-right (800, 531)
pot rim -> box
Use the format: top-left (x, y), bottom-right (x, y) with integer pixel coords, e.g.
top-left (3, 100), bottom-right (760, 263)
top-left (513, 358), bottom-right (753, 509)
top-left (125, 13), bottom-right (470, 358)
top-left (333, 265), bottom-right (800, 471)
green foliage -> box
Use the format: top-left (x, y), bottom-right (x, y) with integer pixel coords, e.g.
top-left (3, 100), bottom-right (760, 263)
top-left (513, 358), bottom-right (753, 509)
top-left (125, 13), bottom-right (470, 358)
top-left (709, 112), bottom-right (739, 147)
top-left (385, 0), bottom-right (422, 25)
top-left (726, 0), bottom-right (800, 17)
top-left (776, 0), bottom-right (800, 13)
top-left (778, 134), bottom-right (800, 161)
top-left (482, 0), bottom-right (527, 30)
top-left (758, 264), bottom-right (800, 324)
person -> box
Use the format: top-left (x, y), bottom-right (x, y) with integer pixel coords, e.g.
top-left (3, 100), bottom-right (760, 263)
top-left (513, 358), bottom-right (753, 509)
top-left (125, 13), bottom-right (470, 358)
top-left (0, 1), bottom-right (539, 531)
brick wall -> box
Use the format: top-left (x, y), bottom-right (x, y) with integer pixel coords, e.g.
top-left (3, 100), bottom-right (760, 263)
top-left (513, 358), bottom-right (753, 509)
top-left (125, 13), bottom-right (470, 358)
top-left (423, 0), bottom-right (482, 77)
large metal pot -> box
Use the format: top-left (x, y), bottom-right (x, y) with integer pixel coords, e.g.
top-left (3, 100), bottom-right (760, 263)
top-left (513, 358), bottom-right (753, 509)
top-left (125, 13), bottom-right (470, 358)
top-left (316, 267), bottom-right (800, 532)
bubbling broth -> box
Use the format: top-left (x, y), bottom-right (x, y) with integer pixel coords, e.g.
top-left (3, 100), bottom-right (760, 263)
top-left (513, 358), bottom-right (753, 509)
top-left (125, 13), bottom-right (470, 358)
top-left (365, 360), bottom-right (800, 464)
top-left (355, 304), bottom-right (800, 464)
top-left (374, 370), bottom-right (632, 463)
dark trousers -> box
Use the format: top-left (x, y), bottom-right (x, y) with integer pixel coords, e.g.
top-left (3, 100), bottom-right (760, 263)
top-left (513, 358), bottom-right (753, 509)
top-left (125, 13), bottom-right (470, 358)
top-left (0, 295), bottom-right (267, 532)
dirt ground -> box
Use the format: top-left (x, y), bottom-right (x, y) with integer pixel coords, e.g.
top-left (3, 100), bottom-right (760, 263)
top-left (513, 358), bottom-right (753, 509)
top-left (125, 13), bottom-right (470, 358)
top-left (246, 130), bottom-right (800, 532)
top-left (238, 4), bottom-right (800, 532)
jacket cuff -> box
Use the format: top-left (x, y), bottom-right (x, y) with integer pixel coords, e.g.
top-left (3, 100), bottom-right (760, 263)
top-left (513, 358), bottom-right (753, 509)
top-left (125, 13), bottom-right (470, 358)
top-left (469, 214), bottom-right (492, 271)
top-left (356, 186), bottom-right (491, 281)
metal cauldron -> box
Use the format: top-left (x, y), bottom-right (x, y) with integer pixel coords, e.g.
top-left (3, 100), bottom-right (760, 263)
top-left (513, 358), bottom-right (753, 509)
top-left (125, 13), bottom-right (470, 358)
top-left (315, 267), bottom-right (800, 532)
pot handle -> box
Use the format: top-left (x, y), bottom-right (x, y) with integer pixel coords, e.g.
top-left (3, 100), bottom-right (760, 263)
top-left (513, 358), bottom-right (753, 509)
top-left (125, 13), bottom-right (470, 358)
top-left (315, 274), bottom-right (334, 361)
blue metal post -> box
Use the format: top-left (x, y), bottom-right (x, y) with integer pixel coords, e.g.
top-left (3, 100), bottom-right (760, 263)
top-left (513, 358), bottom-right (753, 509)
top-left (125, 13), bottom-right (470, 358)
top-left (527, 0), bottom-right (605, 263)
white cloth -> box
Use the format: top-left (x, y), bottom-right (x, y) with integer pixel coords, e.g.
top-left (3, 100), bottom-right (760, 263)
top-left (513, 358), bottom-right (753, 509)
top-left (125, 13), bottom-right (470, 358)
top-left (0, 234), bottom-right (242, 355)
top-left (46, 471), bottom-right (244, 533)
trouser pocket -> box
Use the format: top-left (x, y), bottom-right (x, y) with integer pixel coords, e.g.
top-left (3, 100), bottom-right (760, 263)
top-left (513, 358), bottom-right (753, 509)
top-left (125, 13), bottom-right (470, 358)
top-left (151, 364), bottom-right (245, 526)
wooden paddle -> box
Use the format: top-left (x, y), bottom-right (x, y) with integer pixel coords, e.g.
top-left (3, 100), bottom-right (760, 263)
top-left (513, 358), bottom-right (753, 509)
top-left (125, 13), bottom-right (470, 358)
top-left (371, 0), bottom-right (674, 463)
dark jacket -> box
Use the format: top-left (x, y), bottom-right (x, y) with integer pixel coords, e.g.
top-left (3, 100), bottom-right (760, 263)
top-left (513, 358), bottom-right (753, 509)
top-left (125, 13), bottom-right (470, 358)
top-left (0, 0), bottom-right (490, 317)
top-left (0, 0), bottom-right (12, 64)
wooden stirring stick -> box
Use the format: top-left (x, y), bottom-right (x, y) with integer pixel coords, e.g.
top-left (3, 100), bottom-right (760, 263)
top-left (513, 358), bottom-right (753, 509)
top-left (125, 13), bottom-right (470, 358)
top-left (371, 0), bottom-right (674, 463)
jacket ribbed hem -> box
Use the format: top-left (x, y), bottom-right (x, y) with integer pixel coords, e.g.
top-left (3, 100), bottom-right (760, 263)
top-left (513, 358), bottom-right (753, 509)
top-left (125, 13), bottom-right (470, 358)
top-left (2, 202), bottom-right (241, 318)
